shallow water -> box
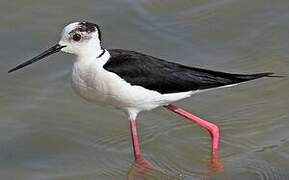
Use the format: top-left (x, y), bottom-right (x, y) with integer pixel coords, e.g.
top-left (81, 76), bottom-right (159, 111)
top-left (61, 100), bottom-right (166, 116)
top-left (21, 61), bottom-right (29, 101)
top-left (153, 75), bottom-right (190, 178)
top-left (1, 0), bottom-right (289, 179)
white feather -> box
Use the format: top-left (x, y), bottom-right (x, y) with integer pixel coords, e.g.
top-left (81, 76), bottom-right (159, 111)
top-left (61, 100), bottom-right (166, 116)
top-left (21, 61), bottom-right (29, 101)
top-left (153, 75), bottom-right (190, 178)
top-left (71, 50), bottom-right (194, 120)
top-left (58, 22), bottom-right (236, 120)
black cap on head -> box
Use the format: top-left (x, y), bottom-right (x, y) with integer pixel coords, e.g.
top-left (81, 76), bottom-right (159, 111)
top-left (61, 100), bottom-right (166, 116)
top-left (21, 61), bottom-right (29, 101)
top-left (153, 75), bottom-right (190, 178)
top-left (78, 22), bottom-right (102, 42)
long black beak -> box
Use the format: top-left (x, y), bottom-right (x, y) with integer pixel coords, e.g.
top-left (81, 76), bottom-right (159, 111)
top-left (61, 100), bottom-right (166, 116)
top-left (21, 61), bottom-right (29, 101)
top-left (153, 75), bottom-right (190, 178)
top-left (8, 44), bottom-right (66, 73)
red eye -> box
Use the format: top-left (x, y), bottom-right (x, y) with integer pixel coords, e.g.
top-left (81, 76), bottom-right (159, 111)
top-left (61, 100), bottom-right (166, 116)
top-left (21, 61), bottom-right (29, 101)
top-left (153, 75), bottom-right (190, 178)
top-left (72, 33), bottom-right (81, 41)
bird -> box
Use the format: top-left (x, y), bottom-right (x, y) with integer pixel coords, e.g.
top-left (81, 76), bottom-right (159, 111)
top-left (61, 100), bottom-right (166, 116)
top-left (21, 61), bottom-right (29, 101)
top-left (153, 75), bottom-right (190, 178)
top-left (8, 21), bottom-right (276, 165)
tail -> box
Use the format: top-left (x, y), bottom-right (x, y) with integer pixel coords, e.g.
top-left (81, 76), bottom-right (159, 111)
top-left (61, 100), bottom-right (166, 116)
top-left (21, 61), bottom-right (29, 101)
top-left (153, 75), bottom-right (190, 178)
top-left (232, 72), bottom-right (284, 82)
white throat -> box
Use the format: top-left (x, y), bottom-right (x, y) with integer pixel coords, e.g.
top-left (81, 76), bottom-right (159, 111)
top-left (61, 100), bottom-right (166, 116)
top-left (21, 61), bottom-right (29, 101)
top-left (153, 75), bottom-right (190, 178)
top-left (76, 48), bottom-right (110, 67)
top-left (76, 41), bottom-right (103, 59)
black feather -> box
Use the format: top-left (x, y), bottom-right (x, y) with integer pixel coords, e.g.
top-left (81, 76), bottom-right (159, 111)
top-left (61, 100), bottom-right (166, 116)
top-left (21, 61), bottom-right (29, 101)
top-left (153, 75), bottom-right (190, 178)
top-left (104, 49), bottom-right (273, 94)
top-left (77, 22), bottom-right (102, 42)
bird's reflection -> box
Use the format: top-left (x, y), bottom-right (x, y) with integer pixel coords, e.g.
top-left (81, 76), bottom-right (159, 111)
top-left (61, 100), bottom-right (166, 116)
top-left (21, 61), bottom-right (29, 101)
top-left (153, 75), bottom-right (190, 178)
top-left (127, 156), bottom-right (155, 180)
top-left (209, 153), bottom-right (224, 173)
top-left (127, 154), bottom-right (224, 179)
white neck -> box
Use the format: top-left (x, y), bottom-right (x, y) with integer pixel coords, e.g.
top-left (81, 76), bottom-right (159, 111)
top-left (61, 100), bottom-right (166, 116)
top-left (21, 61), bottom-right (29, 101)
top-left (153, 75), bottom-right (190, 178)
top-left (76, 48), bottom-right (110, 67)
top-left (77, 41), bottom-right (103, 59)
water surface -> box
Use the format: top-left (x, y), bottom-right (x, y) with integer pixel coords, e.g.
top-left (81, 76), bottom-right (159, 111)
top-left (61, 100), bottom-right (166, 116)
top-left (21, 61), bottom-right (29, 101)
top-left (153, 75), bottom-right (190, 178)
top-left (0, 0), bottom-right (289, 179)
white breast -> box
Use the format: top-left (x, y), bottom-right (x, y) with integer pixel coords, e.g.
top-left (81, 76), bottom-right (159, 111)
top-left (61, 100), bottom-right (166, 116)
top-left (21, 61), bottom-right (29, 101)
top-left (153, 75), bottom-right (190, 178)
top-left (71, 50), bottom-right (193, 119)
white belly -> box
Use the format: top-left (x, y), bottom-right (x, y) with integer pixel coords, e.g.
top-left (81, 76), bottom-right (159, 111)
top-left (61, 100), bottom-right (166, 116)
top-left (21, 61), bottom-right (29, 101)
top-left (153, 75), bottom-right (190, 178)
top-left (71, 55), bottom-right (193, 118)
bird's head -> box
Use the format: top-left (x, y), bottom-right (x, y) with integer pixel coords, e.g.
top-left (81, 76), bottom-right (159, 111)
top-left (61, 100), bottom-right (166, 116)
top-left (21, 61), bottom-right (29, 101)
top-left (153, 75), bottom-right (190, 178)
top-left (59, 22), bottom-right (102, 56)
top-left (8, 21), bottom-right (103, 73)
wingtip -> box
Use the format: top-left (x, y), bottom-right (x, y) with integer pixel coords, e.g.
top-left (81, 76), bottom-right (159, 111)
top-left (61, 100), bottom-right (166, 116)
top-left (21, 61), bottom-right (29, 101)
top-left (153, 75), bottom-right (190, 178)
top-left (263, 72), bottom-right (285, 78)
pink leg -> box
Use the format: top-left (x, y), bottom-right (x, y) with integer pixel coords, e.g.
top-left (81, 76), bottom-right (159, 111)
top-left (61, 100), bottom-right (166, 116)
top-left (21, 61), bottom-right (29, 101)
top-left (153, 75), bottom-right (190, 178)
top-left (164, 104), bottom-right (220, 164)
top-left (129, 119), bottom-right (152, 172)
top-left (129, 119), bottom-right (141, 160)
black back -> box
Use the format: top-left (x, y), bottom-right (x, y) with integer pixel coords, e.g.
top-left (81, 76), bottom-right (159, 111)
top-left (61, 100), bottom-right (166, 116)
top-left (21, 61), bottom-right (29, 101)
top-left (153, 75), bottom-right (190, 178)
top-left (104, 49), bottom-right (272, 94)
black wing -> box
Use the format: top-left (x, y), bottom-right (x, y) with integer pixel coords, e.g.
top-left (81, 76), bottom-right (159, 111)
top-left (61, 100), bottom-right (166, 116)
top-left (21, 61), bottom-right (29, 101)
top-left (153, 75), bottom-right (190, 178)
top-left (104, 49), bottom-right (272, 94)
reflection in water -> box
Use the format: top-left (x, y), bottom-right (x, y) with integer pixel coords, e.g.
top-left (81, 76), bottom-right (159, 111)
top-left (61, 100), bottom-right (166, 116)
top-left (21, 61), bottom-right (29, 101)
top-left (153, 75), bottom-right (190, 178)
top-left (127, 156), bottom-right (224, 179)
top-left (127, 156), bottom-right (155, 180)
top-left (209, 155), bottom-right (224, 173)
top-left (127, 156), bottom-right (193, 180)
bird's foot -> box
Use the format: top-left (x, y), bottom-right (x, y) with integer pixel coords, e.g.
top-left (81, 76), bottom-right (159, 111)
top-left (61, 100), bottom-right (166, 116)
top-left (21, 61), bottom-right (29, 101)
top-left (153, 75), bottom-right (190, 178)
top-left (127, 155), bottom-right (154, 179)
top-left (208, 153), bottom-right (224, 173)
top-left (134, 155), bottom-right (153, 172)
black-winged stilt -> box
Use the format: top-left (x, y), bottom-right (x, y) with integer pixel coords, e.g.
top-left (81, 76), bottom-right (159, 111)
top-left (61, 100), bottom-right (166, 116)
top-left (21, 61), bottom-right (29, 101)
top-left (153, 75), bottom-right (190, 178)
top-left (8, 22), bottom-right (276, 169)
